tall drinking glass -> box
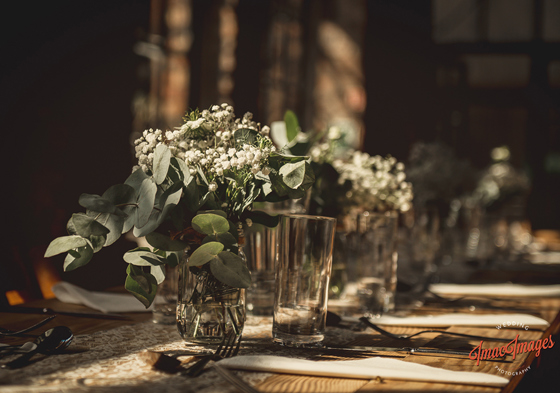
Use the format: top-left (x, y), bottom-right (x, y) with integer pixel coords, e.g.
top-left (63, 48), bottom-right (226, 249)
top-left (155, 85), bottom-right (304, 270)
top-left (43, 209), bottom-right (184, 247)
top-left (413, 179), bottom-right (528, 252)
top-left (244, 222), bottom-right (279, 316)
top-left (356, 211), bottom-right (398, 317)
top-left (272, 214), bottom-right (336, 348)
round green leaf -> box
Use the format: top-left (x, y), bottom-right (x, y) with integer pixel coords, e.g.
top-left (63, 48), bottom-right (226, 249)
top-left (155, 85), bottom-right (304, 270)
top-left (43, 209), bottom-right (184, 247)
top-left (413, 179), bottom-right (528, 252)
top-left (150, 264), bottom-right (166, 284)
top-left (145, 232), bottom-right (188, 251)
top-left (72, 213), bottom-right (111, 237)
top-left (63, 244), bottom-right (94, 271)
top-left (192, 213), bottom-right (230, 235)
top-left (125, 264), bottom-right (157, 308)
top-left (165, 251), bottom-right (182, 267)
top-left (197, 210), bottom-right (227, 218)
top-left (209, 251), bottom-right (251, 288)
top-left (123, 249), bottom-right (166, 266)
top-left (202, 232), bottom-right (238, 250)
top-left (284, 110), bottom-right (300, 143)
top-left (79, 193), bottom-right (117, 214)
top-left (89, 235), bottom-right (106, 253)
top-left (136, 178), bottom-right (157, 228)
top-left (45, 236), bottom-right (88, 257)
top-left (88, 211), bottom-right (124, 246)
top-left (153, 144), bottom-right (171, 185)
top-left (188, 241), bottom-right (224, 267)
top-left (279, 161), bottom-right (307, 189)
top-left (125, 167), bottom-right (151, 191)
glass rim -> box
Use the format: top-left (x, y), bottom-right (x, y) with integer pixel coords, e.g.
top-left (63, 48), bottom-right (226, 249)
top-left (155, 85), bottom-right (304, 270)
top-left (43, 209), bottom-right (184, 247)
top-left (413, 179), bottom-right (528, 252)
top-left (280, 213), bottom-right (337, 222)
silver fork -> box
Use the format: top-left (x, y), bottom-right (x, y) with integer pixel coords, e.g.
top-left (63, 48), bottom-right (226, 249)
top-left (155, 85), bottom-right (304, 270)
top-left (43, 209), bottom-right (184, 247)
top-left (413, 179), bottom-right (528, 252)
top-left (359, 317), bottom-right (513, 342)
top-left (184, 332), bottom-right (241, 377)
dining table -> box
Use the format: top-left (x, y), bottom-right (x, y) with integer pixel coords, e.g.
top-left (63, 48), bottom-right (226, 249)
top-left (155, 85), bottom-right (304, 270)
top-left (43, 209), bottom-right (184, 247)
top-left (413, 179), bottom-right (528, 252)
top-left (1, 266), bottom-right (560, 393)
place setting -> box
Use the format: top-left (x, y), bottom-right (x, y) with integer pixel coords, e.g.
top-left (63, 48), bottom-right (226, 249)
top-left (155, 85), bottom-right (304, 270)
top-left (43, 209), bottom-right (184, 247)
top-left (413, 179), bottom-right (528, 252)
top-left (2, 105), bottom-right (559, 393)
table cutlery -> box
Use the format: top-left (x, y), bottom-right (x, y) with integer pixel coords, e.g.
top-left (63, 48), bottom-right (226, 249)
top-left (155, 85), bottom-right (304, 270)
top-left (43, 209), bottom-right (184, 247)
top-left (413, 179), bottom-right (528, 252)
top-left (184, 332), bottom-right (241, 377)
top-left (359, 317), bottom-right (513, 342)
top-left (1, 326), bottom-right (74, 369)
top-left (0, 315), bottom-right (57, 337)
top-left (0, 305), bottom-right (131, 320)
top-left (322, 345), bottom-right (477, 357)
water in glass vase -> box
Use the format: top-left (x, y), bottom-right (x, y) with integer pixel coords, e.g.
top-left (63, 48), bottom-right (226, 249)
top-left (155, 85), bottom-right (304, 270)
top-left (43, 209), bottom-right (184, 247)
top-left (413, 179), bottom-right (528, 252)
top-left (177, 263), bottom-right (245, 345)
top-left (176, 301), bottom-right (245, 344)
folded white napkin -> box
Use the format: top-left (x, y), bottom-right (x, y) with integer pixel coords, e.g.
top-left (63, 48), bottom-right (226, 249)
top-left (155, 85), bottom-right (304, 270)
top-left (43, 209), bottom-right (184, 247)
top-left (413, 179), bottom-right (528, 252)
top-left (430, 283), bottom-right (560, 297)
top-left (219, 355), bottom-right (508, 386)
top-left (51, 282), bottom-right (152, 313)
top-left (366, 313), bottom-right (549, 328)
top-left (528, 252), bottom-right (560, 265)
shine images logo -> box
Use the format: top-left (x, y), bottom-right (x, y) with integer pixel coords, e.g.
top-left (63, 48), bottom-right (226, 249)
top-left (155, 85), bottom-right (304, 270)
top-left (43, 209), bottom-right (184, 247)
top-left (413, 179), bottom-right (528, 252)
top-left (468, 320), bottom-right (555, 376)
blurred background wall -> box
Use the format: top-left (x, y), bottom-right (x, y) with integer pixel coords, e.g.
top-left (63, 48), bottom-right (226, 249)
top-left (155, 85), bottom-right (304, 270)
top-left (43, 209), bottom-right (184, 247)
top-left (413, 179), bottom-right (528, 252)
top-left (1, 0), bottom-right (559, 299)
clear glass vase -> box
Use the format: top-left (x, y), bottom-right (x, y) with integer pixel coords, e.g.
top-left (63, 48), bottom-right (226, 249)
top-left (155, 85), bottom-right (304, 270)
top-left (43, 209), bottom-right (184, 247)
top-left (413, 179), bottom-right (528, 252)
top-left (176, 251), bottom-right (246, 345)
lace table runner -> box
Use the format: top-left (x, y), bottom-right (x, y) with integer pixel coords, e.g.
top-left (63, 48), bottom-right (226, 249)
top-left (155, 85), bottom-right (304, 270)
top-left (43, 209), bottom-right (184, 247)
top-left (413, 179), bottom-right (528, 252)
top-left (0, 316), bottom-right (357, 393)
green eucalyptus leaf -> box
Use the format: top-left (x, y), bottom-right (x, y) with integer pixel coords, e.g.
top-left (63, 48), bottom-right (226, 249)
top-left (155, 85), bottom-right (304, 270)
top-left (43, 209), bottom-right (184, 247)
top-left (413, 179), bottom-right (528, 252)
top-left (158, 182), bottom-right (182, 223)
top-left (125, 265), bottom-right (157, 308)
top-left (267, 151), bottom-right (306, 170)
top-left (132, 183), bottom-right (182, 237)
top-left (132, 210), bottom-right (160, 238)
top-left (183, 172), bottom-right (200, 211)
top-left (279, 161), bottom-right (306, 189)
top-left (45, 236), bottom-right (88, 257)
top-left (209, 251), bottom-right (251, 288)
top-left (165, 251), bottom-right (182, 267)
top-left (89, 235), bottom-right (106, 253)
top-left (63, 244), bottom-right (94, 271)
top-left (192, 213), bottom-right (229, 235)
top-left (187, 241), bottom-right (224, 267)
top-left (123, 248), bottom-right (166, 266)
top-left (72, 213), bottom-right (110, 237)
top-left (66, 217), bottom-right (78, 235)
top-left (136, 178), bottom-right (157, 228)
top-left (79, 194), bottom-right (118, 214)
top-left (88, 211), bottom-right (124, 246)
top-left (278, 161), bottom-right (315, 197)
top-left (201, 232), bottom-right (238, 250)
top-left (197, 210), bottom-right (227, 218)
top-left (288, 140), bottom-right (310, 157)
top-left (170, 157), bottom-right (193, 187)
top-left (284, 110), bottom-right (299, 143)
top-left (145, 232), bottom-right (188, 251)
top-left (153, 144), bottom-right (172, 184)
top-left (125, 167), bottom-right (151, 191)
top-left (150, 264), bottom-right (166, 284)
top-left (241, 182), bottom-right (260, 212)
top-left (102, 183), bottom-right (137, 205)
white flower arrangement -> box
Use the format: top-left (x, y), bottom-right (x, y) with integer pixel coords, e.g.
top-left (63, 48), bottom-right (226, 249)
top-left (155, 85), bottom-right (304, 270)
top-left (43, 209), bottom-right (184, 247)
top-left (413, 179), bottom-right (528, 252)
top-left (45, 104), bottom-right (314, 307)
top-left (333, 151), bottom-right (413, 213)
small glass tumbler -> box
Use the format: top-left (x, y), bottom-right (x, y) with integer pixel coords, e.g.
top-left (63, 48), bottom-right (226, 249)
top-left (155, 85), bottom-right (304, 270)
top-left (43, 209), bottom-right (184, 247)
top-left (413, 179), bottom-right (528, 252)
top-left (272, 214), bottom-right (336, 348)
top-left (244, 223), bottom-right (279, 316)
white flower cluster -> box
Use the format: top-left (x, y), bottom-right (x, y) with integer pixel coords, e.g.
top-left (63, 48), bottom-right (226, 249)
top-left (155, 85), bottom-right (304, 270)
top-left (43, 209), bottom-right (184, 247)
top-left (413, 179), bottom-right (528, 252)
top-left (333, 151), bottom-right (413, 213)
top-left (309, 126), bottom-right (342, 164)
top-left (133, 103), bottom-right (274, 182)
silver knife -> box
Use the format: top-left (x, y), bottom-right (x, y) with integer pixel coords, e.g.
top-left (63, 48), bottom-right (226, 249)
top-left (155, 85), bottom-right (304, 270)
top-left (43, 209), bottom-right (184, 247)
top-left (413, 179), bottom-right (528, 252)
top-left (322, 345), bottom-right (474, 357)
